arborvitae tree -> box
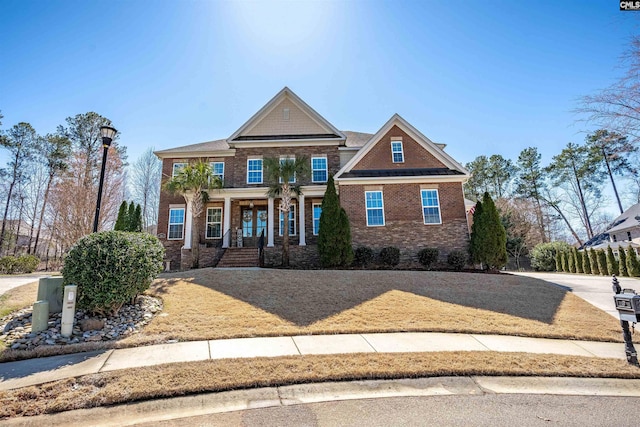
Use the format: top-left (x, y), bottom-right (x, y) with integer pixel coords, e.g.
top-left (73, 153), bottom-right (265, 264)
top-left (469, 200), bottom-right (484, 265)
top-left (469, 192), bottom-right (507, 270)
top-left (619, 247), bottom-right (629, 277)
top-left (626, 246), bottom-right (640, 277)
top-left (581, 250), bottom-right (591, 274)
top-left (133, 204), bottom-right (143, 232)
top-left (606, 246), bottom-right (619, 276)
top-left (567, 249), bottom-right (576, 273)
top-left (555, 251), bottom-right (561, 272)
top-left (114, 201), bottom-right (128, 231)
top-left (560, 251), bottom-right (568, 272)
top-left (597, 249), bottom-right (608, 276)
top-left (574, 248), bottom-right (583, 274)
top-left (589, 248), bottom-right (600, 275)
top-left (318, 176), bottom-right (352, 267)
top-left (127, 201), bottom-right (136, 231)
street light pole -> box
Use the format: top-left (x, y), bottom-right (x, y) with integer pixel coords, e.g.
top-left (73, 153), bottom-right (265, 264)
top-left (93, 125), bottom-right (117, 233)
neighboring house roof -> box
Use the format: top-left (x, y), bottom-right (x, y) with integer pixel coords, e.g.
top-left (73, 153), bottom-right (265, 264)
top-left (228, 87), bottom-right (346, 143)
top-left (335, 113), bottom-right (469, 180)
top-left (584, 241), bottom-right (639, 252)
top-left (607, 202), bottom-right (640, 234)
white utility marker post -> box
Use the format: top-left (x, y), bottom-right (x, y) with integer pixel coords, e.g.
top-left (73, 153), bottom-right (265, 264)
top-left (61, 285), bottom-right (77, 338)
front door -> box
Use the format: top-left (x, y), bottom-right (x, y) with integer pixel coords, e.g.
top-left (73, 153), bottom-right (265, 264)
top-left (241, 207), bottom-right (267, 247)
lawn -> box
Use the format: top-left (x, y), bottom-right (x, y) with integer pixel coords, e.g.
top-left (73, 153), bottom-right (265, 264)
top-left (133, 269), bottom-right (624, 344)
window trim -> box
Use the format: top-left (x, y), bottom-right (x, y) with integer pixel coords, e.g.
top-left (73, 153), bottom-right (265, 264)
top-left (421, 189), bottom-right (442, 225)
top-left (172, 162), bottom-right (187, 177)
top-left (247, 158), bottom-right (263, 184)
top-left (279, 203), bottom-right (297, 236)
top-left (279, 156), bottom-right (296, 184)
top-left (205, 207), bottom-right (223, 239)
top-left (391, 141), bottom-right (404, 163)
top-left (167, 207), bottom-right (185, 240)
top-left (311, 156), bottom-right (328, 183)
top-left (210, 161), bottom-right (224, 182)
top-left (312, 203), bottom-right (322, 235)
top-left (365, 190), bottom-right (385, 227)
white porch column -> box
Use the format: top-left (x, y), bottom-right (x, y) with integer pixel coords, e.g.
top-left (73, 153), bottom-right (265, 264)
top-left (267, 197), bottom-right (275, 247)
top-left (298, 194), bottom-right (306, 246)
top-left (183, 196), bottom-right (193, 249)
top-left (222, 196), bottom-right (231, 248)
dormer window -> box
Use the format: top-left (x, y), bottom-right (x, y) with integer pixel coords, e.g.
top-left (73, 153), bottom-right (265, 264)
top-left (391, 139), bottom-right (404, 163)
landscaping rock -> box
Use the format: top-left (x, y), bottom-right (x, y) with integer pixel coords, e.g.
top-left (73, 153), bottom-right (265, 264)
top-left (0, 295), bottom-right (163, 351)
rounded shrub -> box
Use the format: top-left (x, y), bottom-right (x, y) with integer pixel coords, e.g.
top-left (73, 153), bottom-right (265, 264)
top-left (354, 246), bottom-right (374, 267)
top-left (379, 246), bottom-right (400, 267)
top-left (417, 248), bottom-right (439, 270)
top-left (16, 254), bottom-right (39, 273)
top-left (0, 256), bottom-right (17, 274)
top-left (530, 241), bottom-right (573, 272)
top-left (62, 231), bottom-right (165, 316)
top-left (447, 250), bottom-right (468, 271)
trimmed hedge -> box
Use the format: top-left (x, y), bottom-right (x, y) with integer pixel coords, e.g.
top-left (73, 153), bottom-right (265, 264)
top-left (447, 250), bottom-right (467, 271)
top-left (379, 246), bottom-right (400, 267)
top-left (530, 241), bottom-right (572, 272)
top-left (353, 246), bottom-right (374, 267)
top-left (62, 231), bottom-right (164, 316)
top-left (417, 248), bottom-right (439, 270)
top-left (0, 254), bottom-right (40, 274)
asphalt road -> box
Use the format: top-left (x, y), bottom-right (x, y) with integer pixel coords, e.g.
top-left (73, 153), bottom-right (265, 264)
top-left (141, 394), bottom-right (640, 427)
top-left (509, 271), bottom-right (640, 318)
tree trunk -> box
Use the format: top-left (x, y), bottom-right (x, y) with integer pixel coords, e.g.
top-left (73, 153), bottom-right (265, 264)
top-left (602, 147), bottom-right (624, 214)
top-left (570, 158), bottom-right (593, 239)
top-left (546, 200), bottom-right (584, 246)
top-left (191, 219), bottom-right (200, 268)
top-left (283, 209), bottom-right (290, 267)
top-left (13, 197), bottom-right (24, 255)
top-left (0, 179), bottom-right (16, 256)
top-left (33, 173), bottom-right (54, 255)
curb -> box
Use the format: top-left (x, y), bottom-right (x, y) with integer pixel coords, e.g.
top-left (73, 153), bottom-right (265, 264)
top-left (4, 376), bottom-right (640, 426)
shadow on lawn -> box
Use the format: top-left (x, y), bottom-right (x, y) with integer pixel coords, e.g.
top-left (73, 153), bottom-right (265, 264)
top-left (154, 270), bottom-right (568, 327)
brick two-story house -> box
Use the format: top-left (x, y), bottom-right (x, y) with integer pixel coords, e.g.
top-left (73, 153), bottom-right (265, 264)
top-left (155, 87), bottom-right (470, 269)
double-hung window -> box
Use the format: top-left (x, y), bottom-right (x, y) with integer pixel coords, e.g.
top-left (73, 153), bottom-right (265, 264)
top-left (313, 203), bottom-right (322, 235)
top-left (365, 191), bottom-right (385, 226)
top-left (391, 141), bottom-right (404, 163)
top-left (210, 162), bottom-right (224, 183)
top-left (421, 189), bottom-right (442, 224)
top-left (311, 157), bottom-right (328, 182)
top-left (172, 162), bottom-right (187, 177)
top-left (205, 207), bottom-right (222, 239)
top-left (168, 207), bottom-right (185, 239)
top-left (279, 204), bottom-right (297, 236)
top-left (247, 159), bottom-right (263, 184)
top-left (279, 157), bottom-right (296, 183)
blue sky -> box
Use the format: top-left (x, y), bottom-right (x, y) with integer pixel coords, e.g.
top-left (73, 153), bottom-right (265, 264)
top-left (1, 0), bottom-right (638, 169)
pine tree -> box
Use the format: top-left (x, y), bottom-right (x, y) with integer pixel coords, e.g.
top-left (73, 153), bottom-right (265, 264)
top-left (470, 192), bottom-right (507, 270)
top-left (133, 204), bottom-right (143, 232)
top-left (626, 246), bottom-right (640, 277)
top-left (114, 201), bottom-right (128, 231)
top-left (589, 248), bottom-right (600, 275)
top-left (606, 246), bottom-right (619, 276)
top-left (597, 249), bottom-right (608, 275)
top-left (619, 247), bottom-right (628, 277)
top-left (567, 249), bottom-right (575, 273)
top-left (581, 250), bottom-right (591, 274)
top-left (318, 176), bottom-right (352, 267)
top-left (574, 248), bottom-right (583, 274)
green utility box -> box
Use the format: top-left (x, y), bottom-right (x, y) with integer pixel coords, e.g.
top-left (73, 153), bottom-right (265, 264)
top-left (36, 276), bottom-right (64, 313)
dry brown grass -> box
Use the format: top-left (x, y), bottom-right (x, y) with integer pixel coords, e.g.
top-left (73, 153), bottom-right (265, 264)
top-left (136, 269), bottom-right (625, 344)
top-left (0, 280), bottom-right (39, 318)
top-left (2, 351), bottom-right (640, 419)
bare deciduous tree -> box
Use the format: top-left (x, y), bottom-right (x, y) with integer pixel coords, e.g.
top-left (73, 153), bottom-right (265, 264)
top-left (129, 147), bottom-right (162, 230)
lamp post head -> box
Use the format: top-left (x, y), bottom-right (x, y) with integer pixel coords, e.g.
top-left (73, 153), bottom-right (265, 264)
top-left (100, 125), bottom-right (117, 148)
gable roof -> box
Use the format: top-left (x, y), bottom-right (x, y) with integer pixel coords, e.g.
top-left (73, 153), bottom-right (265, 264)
top-left (607, 203), bottom-right (640, 234)
top-left (154, 139), bottom-right (233, 159)
top-left (335, 114), bottom-right (469, 180)
top-left (228, 87), bottom-right (346, 143)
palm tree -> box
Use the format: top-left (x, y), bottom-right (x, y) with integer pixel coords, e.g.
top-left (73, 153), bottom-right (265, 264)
top-left (163, 159), bottom-right (222, 268)
top-left (264, 156), bottom-right (309, 267)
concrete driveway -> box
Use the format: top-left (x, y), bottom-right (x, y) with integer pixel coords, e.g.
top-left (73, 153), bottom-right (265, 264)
top-left (509, 272), bottom-right (640, 318)
top-left (0, 274), bottom-right (51, 297)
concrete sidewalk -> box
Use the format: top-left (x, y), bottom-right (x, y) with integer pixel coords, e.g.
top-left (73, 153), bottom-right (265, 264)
top-left (0, 332), bottom-right (628, 391)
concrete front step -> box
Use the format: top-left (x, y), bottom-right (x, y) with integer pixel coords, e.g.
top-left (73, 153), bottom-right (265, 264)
top-left (217, 248), bottom-right (260, 268)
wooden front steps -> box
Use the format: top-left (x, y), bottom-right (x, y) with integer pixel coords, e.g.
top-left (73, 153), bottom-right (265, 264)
top-left (216, 248), bottom-right (260, 268)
